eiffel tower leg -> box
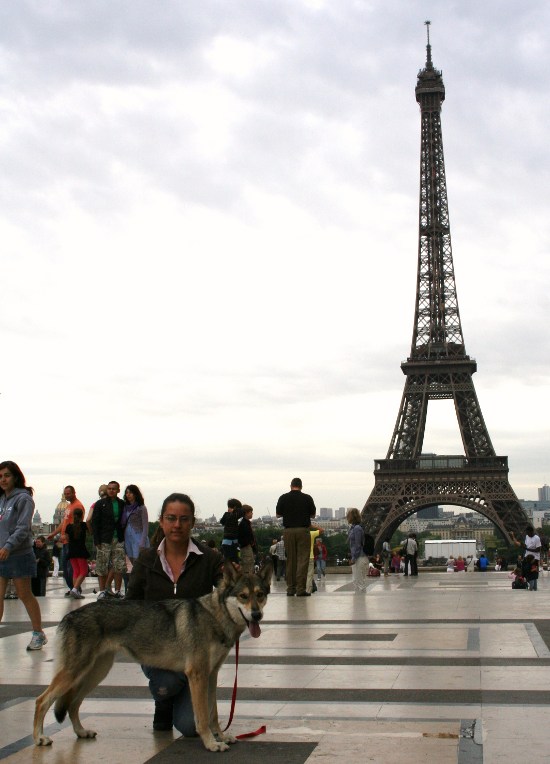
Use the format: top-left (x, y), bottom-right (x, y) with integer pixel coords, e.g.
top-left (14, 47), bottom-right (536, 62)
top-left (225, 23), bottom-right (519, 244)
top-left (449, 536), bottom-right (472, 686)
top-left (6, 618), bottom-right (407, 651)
top-left (453, 378), bottom-right (495, 458)
top-left (387, 379), bottom-right (428, 459)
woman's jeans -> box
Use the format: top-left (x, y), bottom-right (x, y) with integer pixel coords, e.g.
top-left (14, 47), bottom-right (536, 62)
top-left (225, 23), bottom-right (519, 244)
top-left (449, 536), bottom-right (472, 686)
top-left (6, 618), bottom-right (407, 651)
top-left (315, 559), bottom-right (326, 578)
top-left (142, 666), bottom-right (196, 736)
top-left (61, 544), bottom-right (73, 590)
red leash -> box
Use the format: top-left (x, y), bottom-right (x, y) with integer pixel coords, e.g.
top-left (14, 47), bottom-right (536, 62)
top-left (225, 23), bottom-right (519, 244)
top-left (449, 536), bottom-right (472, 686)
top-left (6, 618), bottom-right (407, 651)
top-left (223, 638), bottom-right (267, 739)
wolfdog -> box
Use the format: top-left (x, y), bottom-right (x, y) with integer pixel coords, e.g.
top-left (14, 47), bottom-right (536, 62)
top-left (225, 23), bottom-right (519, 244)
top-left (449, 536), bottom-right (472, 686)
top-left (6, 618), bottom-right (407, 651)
top-left (34, 561), bottom-right (272, 752)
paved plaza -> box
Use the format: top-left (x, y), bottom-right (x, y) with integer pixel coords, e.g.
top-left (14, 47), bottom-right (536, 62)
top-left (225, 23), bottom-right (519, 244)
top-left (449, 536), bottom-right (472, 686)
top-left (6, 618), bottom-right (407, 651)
top-left (1, 569), bottom-right (549, 763)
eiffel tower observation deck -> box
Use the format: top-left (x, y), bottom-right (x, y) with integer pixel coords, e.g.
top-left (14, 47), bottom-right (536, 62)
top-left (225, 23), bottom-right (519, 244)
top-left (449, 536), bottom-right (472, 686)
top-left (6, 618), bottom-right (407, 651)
top-left (362, 23), bottom-right (528, 546)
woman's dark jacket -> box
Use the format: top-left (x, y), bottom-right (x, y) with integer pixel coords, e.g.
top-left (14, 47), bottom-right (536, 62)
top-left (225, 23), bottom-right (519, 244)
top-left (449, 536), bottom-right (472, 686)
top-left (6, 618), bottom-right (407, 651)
top-left (125, 540), bottom-right (223, 601)
top-left (91, 497), bottom-right (125, 546)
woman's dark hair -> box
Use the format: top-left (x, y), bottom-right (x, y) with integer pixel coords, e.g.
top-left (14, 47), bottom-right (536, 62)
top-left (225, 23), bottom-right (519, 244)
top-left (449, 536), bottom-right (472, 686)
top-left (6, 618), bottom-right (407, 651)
top-left (152, 493), bottom-right (196, 547)
top-left (0, 461), bottom-right (33, 496)
top-left (160, 493), bottom-right (195, 519)
top-left (72, 508), bottom-right (84, 539)
top-left (124, 484), bottom-right (144, 506)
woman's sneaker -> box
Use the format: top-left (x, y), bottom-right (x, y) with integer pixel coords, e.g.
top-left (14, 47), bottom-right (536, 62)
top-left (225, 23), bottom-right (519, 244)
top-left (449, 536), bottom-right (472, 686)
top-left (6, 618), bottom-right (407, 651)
top-left (27, 631), bottom-right (48, 651)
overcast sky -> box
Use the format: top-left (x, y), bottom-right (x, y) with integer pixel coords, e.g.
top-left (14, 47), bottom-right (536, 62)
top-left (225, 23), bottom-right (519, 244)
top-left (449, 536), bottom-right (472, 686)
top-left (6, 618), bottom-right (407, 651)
top-left (1, 1), bottom-right (549, 522)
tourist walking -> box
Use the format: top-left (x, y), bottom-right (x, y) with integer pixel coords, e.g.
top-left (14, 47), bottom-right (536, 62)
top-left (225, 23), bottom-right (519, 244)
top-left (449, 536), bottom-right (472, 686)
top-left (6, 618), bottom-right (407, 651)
top-left (275, 536), bottom-right (286, 581)
top-left (269, 538), bottom-right (279, 579)
top-left (346, 508), bottom-right (368, 592)
top-left (276, 478), bottom-right (316, 597)
top-left (31, 536), bottom-right (51, 597)
top-left (314, 537), bottom-right (328, 580)
top-left (47, 485), bottom-right (85, 595)
top-left (122, 484), bottom-right (150, 563)
top-left (403, 533), bottom-right (418, 576)
top-left (92, 480), bottom-right (127, 599)
top-left (382, 537), bottom-right (392, 576)
top-left (66, 509), bottom-right (90, 598)
top-left (219, 498), bottom-right (244, 564)
top-left (237, 505), bottom-right (257, 574)
top-left (0, 461), bottom-right (48, 650)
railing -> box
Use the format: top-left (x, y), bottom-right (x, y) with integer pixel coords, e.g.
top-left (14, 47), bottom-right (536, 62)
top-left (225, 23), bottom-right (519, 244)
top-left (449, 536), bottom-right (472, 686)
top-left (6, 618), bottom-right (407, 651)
top-left (374, 455), bottom-right (509, 472)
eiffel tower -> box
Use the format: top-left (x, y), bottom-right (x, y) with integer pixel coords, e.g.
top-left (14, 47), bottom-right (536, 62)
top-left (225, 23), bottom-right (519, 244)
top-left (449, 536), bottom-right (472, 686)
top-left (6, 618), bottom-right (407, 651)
top-left (361, 23), bottom-right (528, 546)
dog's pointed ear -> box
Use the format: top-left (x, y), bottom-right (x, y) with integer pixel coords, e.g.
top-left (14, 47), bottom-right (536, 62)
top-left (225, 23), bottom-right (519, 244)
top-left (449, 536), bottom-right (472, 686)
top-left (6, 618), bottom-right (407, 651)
top-left (223, 561), bottom-right (240, 584)
top-left (259, 559), bottom-right (273, 590)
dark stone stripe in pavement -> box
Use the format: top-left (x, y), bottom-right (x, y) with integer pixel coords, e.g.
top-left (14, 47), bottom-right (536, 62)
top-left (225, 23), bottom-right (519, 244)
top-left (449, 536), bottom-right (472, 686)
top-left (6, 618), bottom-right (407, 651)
top-left (144, 739), bottom-right (317, 763)
top-left (467, 628), bottom-right (480, 651)
top-left (264, 618), bottom-right (546, 624)
top-left (317, 633), bottom-right (397, 641)
top-left (533, 621), bottom-right (550, 652)
top-left (222, 656), bottom-right (550, 666)
top-left (6, 686), bottom-right (550, 706)
top-left (0, 622), bottom-right (58, 638)
top-left (439, 581), bottom-right (489, 586)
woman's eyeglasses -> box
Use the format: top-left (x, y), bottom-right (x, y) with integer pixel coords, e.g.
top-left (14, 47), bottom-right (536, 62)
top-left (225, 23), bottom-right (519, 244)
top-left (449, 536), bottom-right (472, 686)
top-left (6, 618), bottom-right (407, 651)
top-left (163, 515), bottom-right (192, 524)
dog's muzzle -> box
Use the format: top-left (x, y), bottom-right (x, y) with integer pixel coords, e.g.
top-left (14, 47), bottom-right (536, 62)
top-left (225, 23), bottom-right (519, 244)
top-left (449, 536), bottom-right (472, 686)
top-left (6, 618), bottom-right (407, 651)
top-left (240, 609), bottom-right (263, 638)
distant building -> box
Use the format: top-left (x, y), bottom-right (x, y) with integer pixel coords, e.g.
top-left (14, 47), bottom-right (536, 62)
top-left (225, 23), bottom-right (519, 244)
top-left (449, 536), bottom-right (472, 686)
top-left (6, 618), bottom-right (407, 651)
top-left (319, 507), bottom-right (333, 520)
top-left (400, 512), bottom-right (494, 542)
top-left (520, 500), bottom-right (550, 528)
top-left (538, 485), bottom-right (550, 502)
top-left (417, 505), bottom-right (442, 520)
top-left (335, 507), bottom-right (346, 520)
top-left (32, 511), bottom-right (42, 525)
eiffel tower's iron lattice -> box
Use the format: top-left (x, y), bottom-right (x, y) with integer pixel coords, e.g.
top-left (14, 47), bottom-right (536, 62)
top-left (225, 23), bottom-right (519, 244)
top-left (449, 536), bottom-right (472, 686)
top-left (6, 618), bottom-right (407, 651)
top-left (361, 23), bottom-right (528, 545)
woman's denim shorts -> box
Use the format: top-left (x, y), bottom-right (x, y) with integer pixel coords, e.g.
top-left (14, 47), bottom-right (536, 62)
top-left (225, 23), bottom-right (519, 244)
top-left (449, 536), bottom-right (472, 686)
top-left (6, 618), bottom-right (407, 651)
top-left (0, 549), bottom-right (37, 579)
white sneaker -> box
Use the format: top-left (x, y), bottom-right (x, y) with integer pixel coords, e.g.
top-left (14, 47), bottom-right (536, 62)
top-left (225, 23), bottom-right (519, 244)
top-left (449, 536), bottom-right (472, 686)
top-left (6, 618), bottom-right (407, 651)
top-left (96, 591), bottom-right (109, 600)
top-left (27, 631), bottom-right (48, 651)
top-left (70, 589), bottom-right (85, 599)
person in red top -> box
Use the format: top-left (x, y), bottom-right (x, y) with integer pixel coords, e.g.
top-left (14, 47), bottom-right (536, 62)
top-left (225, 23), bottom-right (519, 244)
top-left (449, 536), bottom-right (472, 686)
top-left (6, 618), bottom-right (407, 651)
top-left (314, 537), bottom-right (328, 581)
top-left (47, 486), bottom-right (85, 595)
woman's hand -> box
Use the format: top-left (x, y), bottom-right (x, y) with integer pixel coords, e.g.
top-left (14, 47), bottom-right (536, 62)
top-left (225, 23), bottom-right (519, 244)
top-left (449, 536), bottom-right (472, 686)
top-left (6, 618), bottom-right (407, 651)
top-left (0, 548), bottom-right (10, 561)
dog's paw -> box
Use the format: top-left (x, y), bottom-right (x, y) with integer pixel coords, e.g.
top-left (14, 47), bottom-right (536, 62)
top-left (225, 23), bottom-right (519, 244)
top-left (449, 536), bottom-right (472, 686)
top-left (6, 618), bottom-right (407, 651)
top-left (76, 728), bottom-right (97, 739)
top-left (204, 739), bottom-right (230, 752)
top-left (218, 733), bottom-right (237, 744)
top-left (35, 735), bottom-right (53, 746)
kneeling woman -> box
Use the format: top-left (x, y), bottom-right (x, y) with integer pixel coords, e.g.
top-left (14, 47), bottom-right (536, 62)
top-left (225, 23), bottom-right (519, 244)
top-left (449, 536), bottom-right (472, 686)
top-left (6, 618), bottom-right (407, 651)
top-left (126, 493), bottom-right (223, 734)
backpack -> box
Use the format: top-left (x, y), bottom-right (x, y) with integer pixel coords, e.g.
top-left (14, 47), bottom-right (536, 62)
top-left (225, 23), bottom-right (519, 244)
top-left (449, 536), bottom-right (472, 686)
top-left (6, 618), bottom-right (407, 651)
top-left (363, 533), bottom-right (375, 556)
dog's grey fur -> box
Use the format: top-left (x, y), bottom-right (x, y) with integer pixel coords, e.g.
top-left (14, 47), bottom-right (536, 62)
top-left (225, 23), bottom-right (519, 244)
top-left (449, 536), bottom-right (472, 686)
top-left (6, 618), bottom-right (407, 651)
top-left (34, 561), bottom-right (272, 752)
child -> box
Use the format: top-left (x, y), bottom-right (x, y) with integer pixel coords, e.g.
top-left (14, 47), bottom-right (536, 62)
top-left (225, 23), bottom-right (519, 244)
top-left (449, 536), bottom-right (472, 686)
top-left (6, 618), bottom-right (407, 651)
top-left (391, 552), bottom-right (401, 574)
top-left (51, 538), bottom-right (62, 577)
top-left (522, 554), bottom-right (539, 591)
top-left (65, 509), bottom-right (89, 599)
top-left (219, 498), bottom-right (244, 563)
top-left (237, 505), bottom-right (257, 574)
top-left (510, 566), bottom-right (528, 589)
top-left (31, 537), bottom-right (51, 597)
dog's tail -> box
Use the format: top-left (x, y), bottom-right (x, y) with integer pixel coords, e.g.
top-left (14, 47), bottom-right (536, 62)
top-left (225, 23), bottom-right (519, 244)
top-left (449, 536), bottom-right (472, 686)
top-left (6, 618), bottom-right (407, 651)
top-left (54, 694), bottom-right (73, 723)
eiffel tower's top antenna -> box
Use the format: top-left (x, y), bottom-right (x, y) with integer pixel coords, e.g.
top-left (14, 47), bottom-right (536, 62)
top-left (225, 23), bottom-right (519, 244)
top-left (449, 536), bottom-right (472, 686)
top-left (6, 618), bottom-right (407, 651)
top-left (425, 20), bottom-right (432, 68)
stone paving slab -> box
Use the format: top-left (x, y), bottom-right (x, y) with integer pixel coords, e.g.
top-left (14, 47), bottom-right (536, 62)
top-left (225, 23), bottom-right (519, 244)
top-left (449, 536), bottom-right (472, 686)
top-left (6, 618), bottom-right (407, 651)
top-left (2, 571), bottom-right (550, 762)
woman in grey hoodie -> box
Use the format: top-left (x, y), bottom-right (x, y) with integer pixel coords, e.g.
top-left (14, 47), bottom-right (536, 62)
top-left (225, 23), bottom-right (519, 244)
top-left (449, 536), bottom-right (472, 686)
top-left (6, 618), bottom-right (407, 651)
top-left (0, 460), bottom-right (47, 650)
